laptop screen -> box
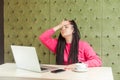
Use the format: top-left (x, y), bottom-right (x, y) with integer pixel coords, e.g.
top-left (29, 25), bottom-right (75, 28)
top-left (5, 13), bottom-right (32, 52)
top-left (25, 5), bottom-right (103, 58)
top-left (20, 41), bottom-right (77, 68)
top-left (11, 45), bottom-right (41, 72)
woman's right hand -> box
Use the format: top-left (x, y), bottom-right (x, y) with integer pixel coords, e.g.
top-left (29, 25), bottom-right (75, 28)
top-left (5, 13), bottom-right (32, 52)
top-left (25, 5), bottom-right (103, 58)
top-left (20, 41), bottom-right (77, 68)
top-left (53, 20), bottom-right (71, 31)
top-left (53, 20), bottom-right (64, 31)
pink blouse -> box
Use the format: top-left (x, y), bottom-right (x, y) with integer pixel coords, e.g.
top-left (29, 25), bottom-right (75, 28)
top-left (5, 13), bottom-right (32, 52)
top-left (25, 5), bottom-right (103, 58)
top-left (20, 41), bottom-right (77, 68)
top-left (39, 28), bottom-right (102, 67)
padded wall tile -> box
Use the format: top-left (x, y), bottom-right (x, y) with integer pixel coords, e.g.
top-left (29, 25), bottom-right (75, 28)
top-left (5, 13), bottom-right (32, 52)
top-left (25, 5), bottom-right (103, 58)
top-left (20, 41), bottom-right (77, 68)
top-left (102, 0), bottom-right (120, 80)
top-left (4, 0), bottom-right (50, 64)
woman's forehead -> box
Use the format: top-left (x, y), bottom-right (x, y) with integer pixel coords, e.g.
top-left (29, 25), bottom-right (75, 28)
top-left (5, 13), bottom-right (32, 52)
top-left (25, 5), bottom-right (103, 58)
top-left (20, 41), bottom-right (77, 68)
top-left (63, 21), bottom-right (71, 25)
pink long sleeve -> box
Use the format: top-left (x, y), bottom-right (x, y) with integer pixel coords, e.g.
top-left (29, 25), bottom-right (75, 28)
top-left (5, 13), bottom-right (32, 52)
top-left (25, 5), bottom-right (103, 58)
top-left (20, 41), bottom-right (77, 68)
top-left (39, 28), bottom-right (57, 53)
top-left (78, 41), bottom-right (102, 67)
top-left (39, 28), bottom-right (102, 67)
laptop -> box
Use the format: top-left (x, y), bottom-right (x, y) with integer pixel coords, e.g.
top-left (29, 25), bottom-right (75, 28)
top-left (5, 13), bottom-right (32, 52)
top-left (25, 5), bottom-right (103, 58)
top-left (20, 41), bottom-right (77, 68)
top-left (11, 45), bottom-right (57, 73)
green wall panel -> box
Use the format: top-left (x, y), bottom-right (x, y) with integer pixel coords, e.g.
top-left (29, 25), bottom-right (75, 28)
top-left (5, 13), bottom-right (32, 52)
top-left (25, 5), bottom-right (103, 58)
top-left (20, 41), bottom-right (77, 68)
top-left (4, 0), bottom-right (120, 80)
top-left (102, 0), bottom-right (120, 80)
top-left (4, 0), bottom-right (51, 64)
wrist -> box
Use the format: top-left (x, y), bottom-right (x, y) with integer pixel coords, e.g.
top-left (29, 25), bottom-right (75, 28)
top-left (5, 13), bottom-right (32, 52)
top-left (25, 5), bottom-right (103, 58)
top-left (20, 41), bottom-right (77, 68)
top-left (53, 25), bottom-right (61, 31)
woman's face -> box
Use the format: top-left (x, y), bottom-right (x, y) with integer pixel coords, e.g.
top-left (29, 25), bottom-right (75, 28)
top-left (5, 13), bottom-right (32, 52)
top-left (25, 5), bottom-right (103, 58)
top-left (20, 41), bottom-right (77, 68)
top-left (60, 21), bottom-right (74, 38)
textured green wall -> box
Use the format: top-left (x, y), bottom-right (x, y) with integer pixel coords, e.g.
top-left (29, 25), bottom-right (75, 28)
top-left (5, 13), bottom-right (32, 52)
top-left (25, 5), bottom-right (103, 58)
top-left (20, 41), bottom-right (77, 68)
top-left (4, 0), bottom-right (120, 80)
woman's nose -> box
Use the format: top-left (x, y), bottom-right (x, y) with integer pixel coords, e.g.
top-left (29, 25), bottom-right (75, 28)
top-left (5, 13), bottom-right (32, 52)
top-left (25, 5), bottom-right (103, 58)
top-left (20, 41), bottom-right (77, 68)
top-left (61, 26), bottom-right (65, 30)
top-left (61, 28), bottom-right (65, 32)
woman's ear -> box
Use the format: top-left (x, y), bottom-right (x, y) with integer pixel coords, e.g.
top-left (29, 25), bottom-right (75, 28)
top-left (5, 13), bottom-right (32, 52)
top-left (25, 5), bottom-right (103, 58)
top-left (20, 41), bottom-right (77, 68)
top-left (73, 31), bottom-right (75, 34)
top-left (72, 27), bottom-right (74, 33)
top-left (72, 28), bottom-right (75, 34)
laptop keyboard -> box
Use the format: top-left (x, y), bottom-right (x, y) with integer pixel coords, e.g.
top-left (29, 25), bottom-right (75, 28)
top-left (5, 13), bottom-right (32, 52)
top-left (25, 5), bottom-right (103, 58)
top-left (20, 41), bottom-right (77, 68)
top-left (41, 65), bottom-right (58, 71)
top-left (41, 67), bottom-right (47, 70)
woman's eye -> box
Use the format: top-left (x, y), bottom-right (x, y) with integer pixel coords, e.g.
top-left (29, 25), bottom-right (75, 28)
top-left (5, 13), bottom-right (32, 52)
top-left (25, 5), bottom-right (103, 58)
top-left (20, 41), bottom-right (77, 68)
top-left (65, 26), bottom-right (68, 28)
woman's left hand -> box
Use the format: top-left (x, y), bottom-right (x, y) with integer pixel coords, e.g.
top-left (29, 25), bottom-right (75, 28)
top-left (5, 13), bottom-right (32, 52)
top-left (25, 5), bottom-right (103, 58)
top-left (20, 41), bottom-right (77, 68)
top-left (64, 64), bottom-right (76, 70)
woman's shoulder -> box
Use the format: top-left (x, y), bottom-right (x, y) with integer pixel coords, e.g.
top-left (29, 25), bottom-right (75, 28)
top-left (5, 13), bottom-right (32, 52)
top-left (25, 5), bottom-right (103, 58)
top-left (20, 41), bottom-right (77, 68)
top-left (79, 40), bottom-right (90, 47)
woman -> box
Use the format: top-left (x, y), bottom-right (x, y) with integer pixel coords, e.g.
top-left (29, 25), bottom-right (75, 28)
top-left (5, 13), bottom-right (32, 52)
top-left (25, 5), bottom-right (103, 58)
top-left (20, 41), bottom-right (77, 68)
top-left (39, 20), bottom-right (102, 67)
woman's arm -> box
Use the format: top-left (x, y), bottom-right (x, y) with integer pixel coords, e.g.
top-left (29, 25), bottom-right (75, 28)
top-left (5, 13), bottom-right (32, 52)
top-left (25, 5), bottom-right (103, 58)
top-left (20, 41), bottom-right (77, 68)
top-left (39, 28), bottom-right (57, 53)
top-left (39, 21), bottom-right (63, 53)
top-left (83, 42), bottom-right (102, 67)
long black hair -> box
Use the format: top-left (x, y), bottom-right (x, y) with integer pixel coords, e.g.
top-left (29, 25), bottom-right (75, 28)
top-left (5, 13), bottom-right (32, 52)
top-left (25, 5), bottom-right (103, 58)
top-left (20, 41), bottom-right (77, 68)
top-left (56, 20), bottom-right (81, 65)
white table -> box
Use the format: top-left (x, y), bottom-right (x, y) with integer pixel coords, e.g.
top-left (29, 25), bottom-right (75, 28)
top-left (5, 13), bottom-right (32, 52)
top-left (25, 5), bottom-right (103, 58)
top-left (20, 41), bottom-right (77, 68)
top-left (0, 63), bottom-right (114, 80)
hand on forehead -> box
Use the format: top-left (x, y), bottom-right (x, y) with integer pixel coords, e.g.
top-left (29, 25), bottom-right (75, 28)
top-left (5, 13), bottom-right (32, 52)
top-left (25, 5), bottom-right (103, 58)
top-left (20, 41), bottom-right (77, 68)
top-left (61, 20), bottom-right (71, 26)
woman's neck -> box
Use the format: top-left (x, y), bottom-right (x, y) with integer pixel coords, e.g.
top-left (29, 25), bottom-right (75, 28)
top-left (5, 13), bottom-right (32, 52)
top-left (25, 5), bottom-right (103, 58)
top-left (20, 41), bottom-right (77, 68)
top-left (65, 36), bottom-right (73, 43)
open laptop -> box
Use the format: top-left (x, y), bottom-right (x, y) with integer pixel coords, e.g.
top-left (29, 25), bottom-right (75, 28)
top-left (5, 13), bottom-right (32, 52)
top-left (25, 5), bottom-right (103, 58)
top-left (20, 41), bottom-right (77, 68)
top-left (11, 45), bottom-right (57, 73)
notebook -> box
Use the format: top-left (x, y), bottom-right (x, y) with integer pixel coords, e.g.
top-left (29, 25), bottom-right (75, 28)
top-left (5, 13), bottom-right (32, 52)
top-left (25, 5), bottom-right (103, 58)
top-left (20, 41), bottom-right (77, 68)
top-left (11, 45), bottom-right (57, 73)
